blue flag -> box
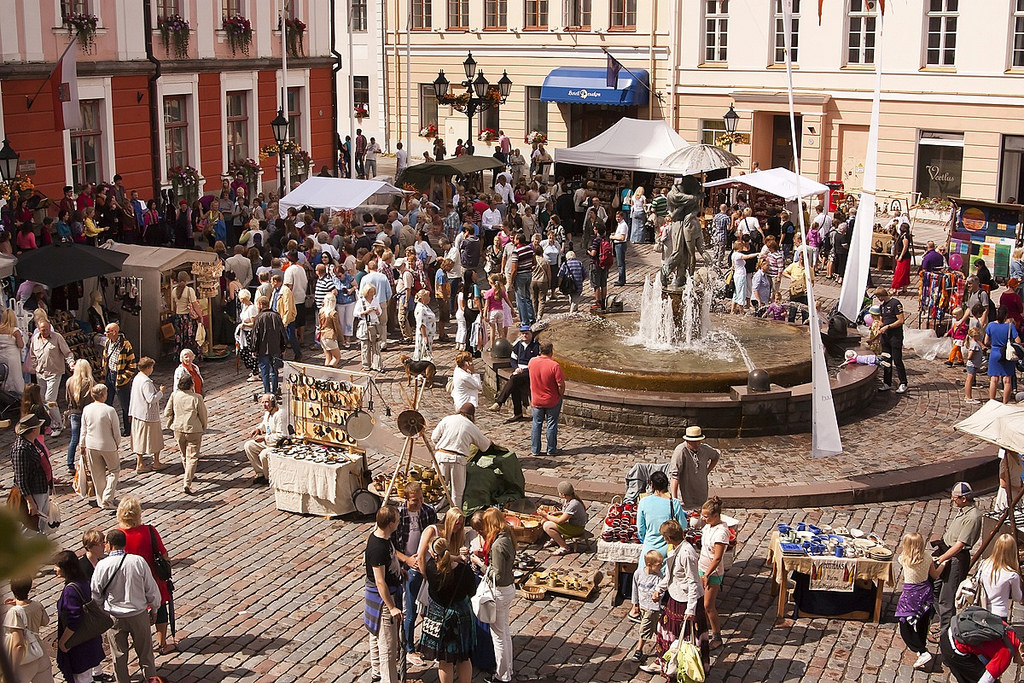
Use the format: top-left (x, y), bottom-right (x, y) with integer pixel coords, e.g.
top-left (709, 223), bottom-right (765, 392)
top-left (606, 54), bottom-right (621, 89)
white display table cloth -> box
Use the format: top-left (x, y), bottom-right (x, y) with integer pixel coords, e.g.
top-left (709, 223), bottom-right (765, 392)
top-left (268, 449), bottom-right (363, 517)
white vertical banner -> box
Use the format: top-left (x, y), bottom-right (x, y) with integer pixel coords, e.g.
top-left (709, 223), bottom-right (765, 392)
top-left (838, 8), bottom-right (885, 322)
top-left (783, 0), bottom-right (842, 458)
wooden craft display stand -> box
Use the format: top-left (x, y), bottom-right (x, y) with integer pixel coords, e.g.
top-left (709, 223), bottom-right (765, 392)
top-left (285, 362), bottom-right (369, 454)
top-left (379, 376), bottom-right (454, 509)
top-left (523, 570), bottom-right (599, 600)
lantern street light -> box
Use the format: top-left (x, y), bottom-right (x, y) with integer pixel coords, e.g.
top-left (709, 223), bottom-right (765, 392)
top-left (270, 109), bottom-right (290, 197)
top-left (722, 104), bottom-right (740, 152)
top-left (0, 139), bottom-right (20, 183)
top-left (432, 52), bottom-right (512, 156)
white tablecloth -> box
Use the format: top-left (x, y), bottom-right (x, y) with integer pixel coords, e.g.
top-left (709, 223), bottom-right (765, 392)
top-left (268, 450), bottom-right (363, 517)
top-left (596, 540), bottom-right (643, 564)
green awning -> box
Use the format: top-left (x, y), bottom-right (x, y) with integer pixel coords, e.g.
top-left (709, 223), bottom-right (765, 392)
top-left (400, 155), bottom-right (506, 190)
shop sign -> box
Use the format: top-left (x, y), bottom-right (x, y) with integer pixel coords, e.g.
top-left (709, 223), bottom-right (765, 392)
top-left (567, 89), bottom-right (604, 100)
top-left (809, 557), bottom-right (855, 592)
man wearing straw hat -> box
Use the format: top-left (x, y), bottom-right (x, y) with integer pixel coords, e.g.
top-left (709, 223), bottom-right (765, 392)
top-left (668, 426), bottom-right (721, 510)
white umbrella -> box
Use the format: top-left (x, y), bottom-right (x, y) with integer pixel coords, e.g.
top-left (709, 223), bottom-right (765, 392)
top-left (661, 144), bottom-right (742, 175)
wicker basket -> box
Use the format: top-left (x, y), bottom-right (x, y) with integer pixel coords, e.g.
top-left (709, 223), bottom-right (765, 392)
top-left (507, 513), bottom-right (545, 545)
top-left (521, 584), bottom-right (546, 601)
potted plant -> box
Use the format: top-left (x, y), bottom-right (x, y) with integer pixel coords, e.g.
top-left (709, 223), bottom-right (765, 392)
top-left (64, 11), bottom-right (99, 53)
top-left (157, 13), bottom-right (190, 60)
top-left (525, 131), bottom-right (547, 145)
top-left (222, 14), bottom-right (253, 56)
top-left (354, 104), bottom-right (369, 120)
top-left (478, 128), bottom-right (497, 144)
top-left (289, 149), bottom-right (311, 177)
top-left (227, 157), bottom-right (261, 186)
top-left (418, 124), bottom-right (438, 139)
top-left (168, 165), bottom-right (201, 202)
top-left (284, 17), bottom-right (306, 57)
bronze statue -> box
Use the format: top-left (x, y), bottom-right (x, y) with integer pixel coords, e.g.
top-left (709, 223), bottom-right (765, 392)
top-left (659, 176), bottom-right (705, 289)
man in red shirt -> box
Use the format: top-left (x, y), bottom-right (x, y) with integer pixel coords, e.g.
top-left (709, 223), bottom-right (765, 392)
top-left (941, 609), bottom-right (1024, 683)
top-left (528, 342), bottom-right (565, 457)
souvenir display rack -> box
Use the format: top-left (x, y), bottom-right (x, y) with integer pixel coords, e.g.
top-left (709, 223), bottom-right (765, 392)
top-left (917, 270), bottom-right (965, 332)
top-left (284, 363), bottom-right (367, 455)
top-left (50, 310), bottom-right (102, 376)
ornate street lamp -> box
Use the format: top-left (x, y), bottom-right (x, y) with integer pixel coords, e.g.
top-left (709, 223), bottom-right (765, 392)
top-left (723, 104), bottom-right (740, 152)
top-left (0, 138), bottom-right (20, 182)
top-left (433, 52), bottom-right (512, 156)
top-left (270, 109), bottom-right (289, 197)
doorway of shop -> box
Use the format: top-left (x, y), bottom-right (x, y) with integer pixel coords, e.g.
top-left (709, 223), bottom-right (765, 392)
top-left (569, 105), bottom-right (637, 146)
top-left (771, 114), bottom-right (802, 170)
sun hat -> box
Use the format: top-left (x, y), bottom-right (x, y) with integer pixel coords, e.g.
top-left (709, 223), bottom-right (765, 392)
top-left (683, 426), bottom-right (705, 442)
top-left (868, 305), bottom-right (881, 316)
top-left (15, 414), bottom-right (41, 435)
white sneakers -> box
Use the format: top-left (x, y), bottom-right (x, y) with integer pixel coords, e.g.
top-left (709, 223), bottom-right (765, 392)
top-left (913, 651), bottom-right (932, 669)
top-left (895, 384), bottom-right (908, 394)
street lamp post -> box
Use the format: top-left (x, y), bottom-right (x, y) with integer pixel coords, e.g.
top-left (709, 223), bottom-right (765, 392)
top-left (0, 138), bottom-right (20, 183)
top-left (433, 52), bottom-right (512, 156)
top-left (270, 109), bottom-right (290, 198)
top-left (723, 104), bottom-right (740, 152)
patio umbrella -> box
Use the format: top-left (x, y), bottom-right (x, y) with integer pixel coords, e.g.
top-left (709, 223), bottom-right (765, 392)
top-left (661, 144), bottom-right (742, 175)
top-left (15, 242), bottom-right (129, 288)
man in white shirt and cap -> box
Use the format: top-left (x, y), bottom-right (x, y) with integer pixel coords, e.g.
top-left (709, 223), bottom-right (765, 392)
top-left (431, 403), bottom-right (491, 509)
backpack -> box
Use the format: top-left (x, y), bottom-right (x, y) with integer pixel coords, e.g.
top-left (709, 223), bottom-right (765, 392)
top-left (559, 272), bottom-right (577, 295)
top-left (951, 606), bottom-right (1014, 649)
top-left (460, 235), bottom-right (481, 269)
top-left (597, 238), bottom-right (614, 269)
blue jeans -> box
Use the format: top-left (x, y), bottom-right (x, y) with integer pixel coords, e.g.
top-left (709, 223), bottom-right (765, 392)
top-left (614, 241), bottom-right (627, 286)
top-left (285, 322), bottom-right (302, 357)
top-left (258, 355), bottom-right (280, 394)
top-left (67, 413), bottom-right (82, 469)
top-left (105, 371), bottom-right (131, 433)
top-left (531, 401), bottom-right (561, 455)
top-left (403, 568), bottom-right (423, 652)
top-left (513, 271), bottom-right (535, 326)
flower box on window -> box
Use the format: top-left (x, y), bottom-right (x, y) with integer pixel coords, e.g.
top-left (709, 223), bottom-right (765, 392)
top-left (284, 17), bottom-right (306, 57)
top-left (478, 128), bottom-right (497, 143)
top-left (157, 14), bottom-right (190, 60)
top-left (222, 14), bottom-right (253, 55)
top-left (227, 158), bottom-right (261, 184)
top-left (354, 105), bottom-right (369, 120)
top-left (168, 165), bottom-right (201, 202)
top-left (525, 131), bottom-right (547, 145)
top-left (65, 12), bottom-right (99, 53)
top-left (419, 124), bottom-right (438, 139)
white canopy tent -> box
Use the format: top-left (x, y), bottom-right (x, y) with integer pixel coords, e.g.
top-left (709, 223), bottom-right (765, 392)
top-left (554, 118), bottom-right (691, 173)
top-left (703, 167), bottom-right (829, 201)
top-left (953, 400), bottom-right (1024, 454)
top-left (278, 177), bottom-right (407, 218)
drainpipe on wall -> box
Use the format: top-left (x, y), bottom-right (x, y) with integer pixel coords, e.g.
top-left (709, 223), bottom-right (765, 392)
top-left (670, 0), bottom-right (682, 133)
top-left (330, 0), bottom-right (342, 168)
top-left (649, 0), bottom-right (656, 120)
top-left (142, 0), bottom-right (162, 202)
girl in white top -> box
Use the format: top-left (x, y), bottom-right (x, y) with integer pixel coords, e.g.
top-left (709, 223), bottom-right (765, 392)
top-left (698, 496), bottom-right (730, 649)
top-left (450, 351), bottom-right (483, 408)
top-left (977, 533), bottom-right (1023, 619)
top-left (413, 289), bottom-right (437, 362)
top-left (896, 532), bottom-right (940, 670)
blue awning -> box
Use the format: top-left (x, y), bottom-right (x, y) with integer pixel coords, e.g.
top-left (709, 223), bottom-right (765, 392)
top-left (539, 67), bottom-right (649, 106)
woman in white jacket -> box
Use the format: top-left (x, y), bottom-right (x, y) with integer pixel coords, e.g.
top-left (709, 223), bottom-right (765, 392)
top-left (80, 384), bottom-right (121, 510)
top-left (129, 356), bottom-right (166, 474)
top-left (450, 351), bottom-right (483, 409)
top-left (652, 519), bottom-right (708, 675)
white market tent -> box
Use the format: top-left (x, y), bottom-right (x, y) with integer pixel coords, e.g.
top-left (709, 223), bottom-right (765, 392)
top-left (554, 118), bottom-right (691, 174)
top-left (703, 167), bottom-right (829, 201)
top-left (278, 177), bottom-right (406, 218)
top-left (953, 400), bottom-right (1024, 454)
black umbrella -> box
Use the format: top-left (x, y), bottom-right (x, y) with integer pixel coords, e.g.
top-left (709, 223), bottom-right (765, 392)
top-left (15, 242), bottom-right (129, 288)
top-left (168, 586), bottom-right (176, 638)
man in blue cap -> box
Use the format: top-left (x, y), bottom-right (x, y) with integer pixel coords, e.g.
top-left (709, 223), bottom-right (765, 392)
top-left (488, 325), bottom-right (539, 422)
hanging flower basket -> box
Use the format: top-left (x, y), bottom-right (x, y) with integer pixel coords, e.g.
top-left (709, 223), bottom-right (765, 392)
top-left (65, 12), bottom-right (99, 53)
top-left (525, 131), bottom-right (547, 145)
top-left (419, 124), bottom-right (438, 139)
top-left (284, 17), bottom-right (306, 58)
top-left (259, 140), bottom-right (300, 161)
top-left (715, 132), bottom-right (750, 148)
top-left (478, 128), bottom-right (497, 143)
top-left (0, 176), bottom-right (34, 202)
top-left (228, 158), bottom-right (261, 185)
top-left (223, 15), bottom-right (253, 56)
top-left (157, 14), bottom-right (190, 60)
top-left (168, 165), bottom-right (201, 202)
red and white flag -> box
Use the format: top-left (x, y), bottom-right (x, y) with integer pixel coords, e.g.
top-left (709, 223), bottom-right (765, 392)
top-left (51, 43), bottom-right (81, 131)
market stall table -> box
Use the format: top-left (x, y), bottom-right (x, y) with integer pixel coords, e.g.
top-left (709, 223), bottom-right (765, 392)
top-left (766, 531), bottom-right (894, 623)
top-left (267, 448), bottom-right (365, 517)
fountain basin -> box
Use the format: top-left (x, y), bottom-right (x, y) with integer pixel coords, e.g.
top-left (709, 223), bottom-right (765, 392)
top-left (537, 313), bottom-right (811, 393)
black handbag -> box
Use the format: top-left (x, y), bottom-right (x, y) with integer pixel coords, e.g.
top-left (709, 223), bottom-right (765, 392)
top-left (64, 555), bottom-right (124, 648)
top-left (150, 525), bottom-right (172, 581)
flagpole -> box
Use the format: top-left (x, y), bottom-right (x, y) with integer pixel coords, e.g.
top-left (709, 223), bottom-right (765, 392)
top-left (783, 0), bottom-right (842, 458)
top-left (600, 48), bottom-right (656, 97)
top-left (26, 37), bottom-right (78, 110)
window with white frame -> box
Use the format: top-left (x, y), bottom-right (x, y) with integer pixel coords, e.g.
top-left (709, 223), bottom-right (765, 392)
top-left (222, 0), bottom-right (243, 19)
top-left (420, 84), bottom-right (438, 129)
top-left (703, 0), bottom-right (728, 63)
top-left (772, 0), bottom-right (799, 64)
top-left (564, 0), bottom-right (591, 29)
top-left (1012, 0), bottom-right (1024, 68)
top-left (916, 131), bottom-right (963, 198)
top-left (353, 76), bottom-right (370, 113)
top-left (156, 0), bottom-right (181, 17)
top-left (163, 95), bottom-right (189, 171)
top-left (287, 87), bottom-right (302, 143)
top-left (71, 100), bottom-right (102, 188)
top-left (226, 91), bottom-right (249, 164)
top-left (448, 0), bottom-right (469, 28)
top-left (847, 0), bottom-right (877, 65)
top-left (925, 0), bottom-right (957, 67)
top-left (351, 0), bottom-right (367, 30)
top-left (700, 119), bottom-right (726, 146)
top-left (526, 86), bottom-right (547, 134)
top-left (61, 0), bottom-right (92, 22)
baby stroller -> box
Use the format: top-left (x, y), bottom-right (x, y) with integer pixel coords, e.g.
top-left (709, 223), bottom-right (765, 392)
top-left (0, 362), bottom-right (21, 427)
